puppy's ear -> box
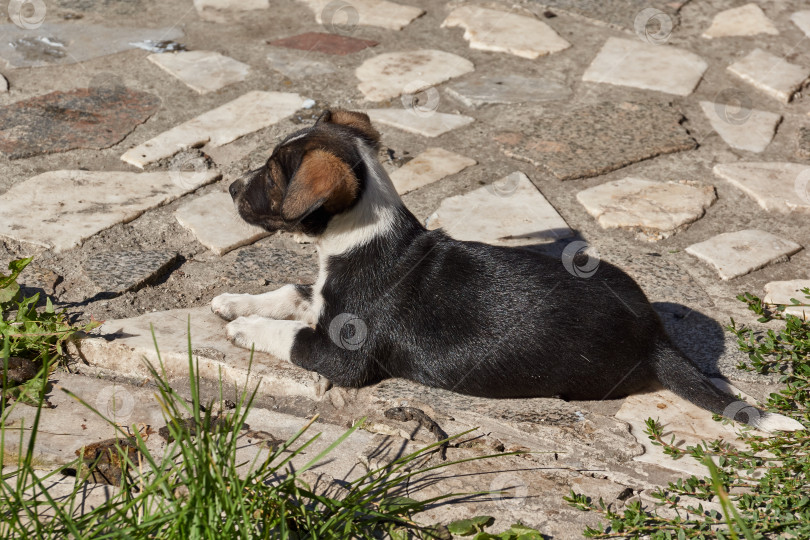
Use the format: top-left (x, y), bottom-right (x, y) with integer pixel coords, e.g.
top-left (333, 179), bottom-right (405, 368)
top-left (281, 149), bottom-right (359, 222)
top-left (317, 109), bottom-right (380, 146)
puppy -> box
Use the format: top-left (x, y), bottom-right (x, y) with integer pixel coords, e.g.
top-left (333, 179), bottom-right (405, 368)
top-left (213, 110), bottom-right (803, 433)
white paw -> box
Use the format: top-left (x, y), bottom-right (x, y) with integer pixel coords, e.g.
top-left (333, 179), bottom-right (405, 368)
top-left (225, 315), bottom-right (267, 351)
top-left (212, 293), bottom-right (255, 321)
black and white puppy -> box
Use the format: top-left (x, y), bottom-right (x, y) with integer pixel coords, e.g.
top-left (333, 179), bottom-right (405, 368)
top-left (213, 110), bottom-right (803, 433)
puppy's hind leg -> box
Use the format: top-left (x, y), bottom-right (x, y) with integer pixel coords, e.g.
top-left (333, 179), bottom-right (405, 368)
top-left (212, 284), bottom-right (313, 322)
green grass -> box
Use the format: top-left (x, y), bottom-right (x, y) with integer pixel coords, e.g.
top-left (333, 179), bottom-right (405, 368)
top-left (567, 289), bottom-right (810, 539)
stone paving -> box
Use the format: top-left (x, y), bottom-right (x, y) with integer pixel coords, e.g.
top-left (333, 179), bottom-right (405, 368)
top-left (1, 0), bottom-right (810, 536)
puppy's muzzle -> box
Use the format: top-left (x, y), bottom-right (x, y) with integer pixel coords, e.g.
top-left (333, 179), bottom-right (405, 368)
top-left (229, 178), bottom-right (245, 201)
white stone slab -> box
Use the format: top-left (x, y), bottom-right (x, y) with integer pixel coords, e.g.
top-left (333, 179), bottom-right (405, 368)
top-left (713, 162), bottom-right (810, 215)
top-left (576, 178), bottom-right (716, 234)
top-left (764, 280), bottom-right (810, 320)
top-left (194, 0), bottom-right (269, 11)
top-left (148, 51), bottom-right (250, 94)
top-left (703, 4), bottom-right (778, 38)
top-left (445, 74), bottom-right (571, 107)
top-left (0, 23), bottom-right (183, 68)
top-left (356, 50), bottom-right (474, 101)
top-left (0, 169), bottom-right (220, 253)
top-left (686, 230), bottom-right (802, 280)
top-left (699, 101), bottom-right (780, 153)
top-left (175, 191), bottom-right (269, 255)
top-left (391, 148), bottom-right (476, 195)
top-left (728, 48), bottom-right (809, 103)
top-left (441, 6), bottom-right (570, 59)
top-left (297, 0), bottom-right (423, 31)
top-left (582, 37), bottom-right (708, 96)
top-left (792, 11), bottom-right (810, 37)
top-left (74, 307), bottom-right (324, 399)
top-left (0, 73), bottom-right (7, 92)
top-left (425, 172), bottom-right (573, 246)
top-left (366, 109), bottom-right (474, 138)
top-left (121, 91), bottom-right (305, 168)
top-left (267, 48), bottom-right (336, 79)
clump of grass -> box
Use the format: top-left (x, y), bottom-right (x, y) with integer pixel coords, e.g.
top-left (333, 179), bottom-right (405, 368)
top-left (567, 290), bottom-right (810, 539)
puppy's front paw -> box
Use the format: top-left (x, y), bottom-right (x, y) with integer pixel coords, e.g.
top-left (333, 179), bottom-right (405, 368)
top-left (212, 293), bottom-right (255, 321)
top-left (226, 315), bottom-right (266, 351)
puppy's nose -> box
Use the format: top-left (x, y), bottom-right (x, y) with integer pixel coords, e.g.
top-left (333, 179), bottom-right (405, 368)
top-left (228, 180), bottom-right (242, 200)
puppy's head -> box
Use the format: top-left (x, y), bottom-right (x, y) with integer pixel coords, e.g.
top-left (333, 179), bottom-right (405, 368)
top-left (229, 110), bottom-right (381, 237)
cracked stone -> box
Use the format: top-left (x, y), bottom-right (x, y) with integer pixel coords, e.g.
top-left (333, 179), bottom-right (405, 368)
top-left (576, 178), bottom-right (716, 238)
top-left (764, 280), bottom-right (810, 320)
top-left (792, 11), bottom-right (810, 37)
top-left (268, 32), bottom-right (377, 55)
top-left (445, 74), bottom-right (571, 107)
top-left (498, 101), bottom-right (696, 181)
top-left (296, 0), bottom-right (424, 31)
top-left (728, 49), bottom-right (809, 103)
top-left (390, 147), bottom-right (476, 195)
top-left (699, 101), bottom-right (780, 153)
top-left (121, 91), bottom-right (305, 168)
top-left (685, 230), bottom-right (802, 280)
top-left (425, 172), bottom-right (573, 246)
top-left (83, 251), bottom-right (179, 295)
top-left (0, 169), bottom-right (220, 253)
top-left (366, 109), bottom-right (474, 137)
top-left (712, 162), bottom-right (810, 215)
top-left (175, 191), bottom-right (269, 256)
top-left (266, 48), bottom-right (336, 78)
top-left (582, 37), bottom-right (707, 96)
top-left (703, 4), bottom-right (778, 38)
top-left (0, 87), bottom-right (160, 160)
top-left (0, 23), bottom-right (183, 68)
top-left (356, 50), bottom-right (474, 102)
top-left (441, 6), bottom-right (570, 59)
top-left (148, 51), bottom-right (250, 94)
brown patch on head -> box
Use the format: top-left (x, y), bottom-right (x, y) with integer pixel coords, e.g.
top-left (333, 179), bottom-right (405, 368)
top-left (281, 149), bottom-right (359, 222)
top-left (318, 110), bottom-right (380, 146)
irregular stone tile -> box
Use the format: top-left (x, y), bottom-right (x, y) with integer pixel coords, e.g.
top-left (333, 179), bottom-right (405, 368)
top-left (83, 250), bottom-right (179, 295)
top-left (713, 162), bottom-right (810, 215)
top-left (685, 230), bottom-right (802, 280)
top-left (175, 191), bottom-right (269, 256)
top-left (727, 48), bottom-right (809, 103)
top-left (121, 91), bottom-right (305, 168)
top-left (0, 169), bottom-right (220, 253)
top-left (0, 23), bottom-right (183, 68)
top-left (0, 87), bottom-right (160, 160)
top-left (268, 32), bottom-right (377, 55)
top-left (764, 280), bottom-right (810, 320)
top-left (703, 3), bottom-right (778, 38)
top-left (445, 74), bottom-right (571, 107)
top-left (792, 11), bottom-right (810, 37)
top-left (297, 0), bottom-right (424, 31)
top-left (225, 244), bottom-right (316, 282)
top-left (75, 307), bottom-right (324, 398)
top-left (0, 74), bottom-right (7, 93)
top-left (582, 37), bottom-right (707, 96)
top-left (576, 178), bottom-right (716, 237)
top-left (798, 127), bottom-right (810, 159)
top-left (148, 51), bottom-right (250, 94)
top-left (390, 147), bottom-right (476, 195)
top-left (194, 0), bottom-right (269, 10)
top-left (497, 102), bottom-right (696, 181)
top-left (425, 172), bottom-right (573, 246)
top-left (366, 109), bottom-right (474, 137)
top-left (441, 6), bottom-right (570, 59)
top-left (529, 0), bottom-right (676, 32)
top-left (699, 101), bottom-right (780, 153)
top-left (266, 48), bottom-right (336, 79)
top-left (356, 50), bottom-right (474, 101)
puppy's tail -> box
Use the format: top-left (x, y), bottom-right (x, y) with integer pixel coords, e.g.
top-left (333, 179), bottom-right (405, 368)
top-left (652, 341), bottom-right (804, 433)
